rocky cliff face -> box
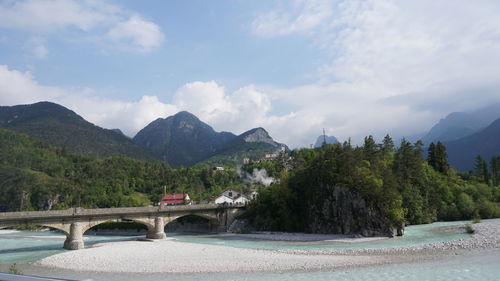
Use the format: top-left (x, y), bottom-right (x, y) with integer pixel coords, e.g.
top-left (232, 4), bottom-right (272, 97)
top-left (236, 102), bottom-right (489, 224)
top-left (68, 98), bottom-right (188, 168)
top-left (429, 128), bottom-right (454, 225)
top-left (309, 186), bottom-right (404, 237)
top-left (133, 111), bottom-right (236, 167)
top-left (242, 128), bottom-right (278, 146)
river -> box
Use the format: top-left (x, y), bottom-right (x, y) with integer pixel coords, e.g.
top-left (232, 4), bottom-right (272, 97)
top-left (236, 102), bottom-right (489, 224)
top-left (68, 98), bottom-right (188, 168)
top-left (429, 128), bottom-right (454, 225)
top-left (0, 220), bottom-right (499, 281)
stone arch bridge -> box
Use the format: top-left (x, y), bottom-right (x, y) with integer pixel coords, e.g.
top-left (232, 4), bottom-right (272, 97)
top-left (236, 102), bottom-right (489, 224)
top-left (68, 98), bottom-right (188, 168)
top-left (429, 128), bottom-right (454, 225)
top-left (0, 204), bottom-right (245, 250)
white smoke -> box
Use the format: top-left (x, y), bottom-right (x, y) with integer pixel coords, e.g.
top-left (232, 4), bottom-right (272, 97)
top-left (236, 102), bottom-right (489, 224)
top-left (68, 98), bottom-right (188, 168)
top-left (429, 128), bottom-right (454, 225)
top-left (237, 167), bottom-right (274, 186)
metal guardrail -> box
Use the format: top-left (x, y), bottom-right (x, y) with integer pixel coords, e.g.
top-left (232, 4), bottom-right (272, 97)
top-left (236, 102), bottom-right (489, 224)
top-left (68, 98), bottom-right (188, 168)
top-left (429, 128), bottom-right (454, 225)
top-left (0, 273), bottom-right (82, 281)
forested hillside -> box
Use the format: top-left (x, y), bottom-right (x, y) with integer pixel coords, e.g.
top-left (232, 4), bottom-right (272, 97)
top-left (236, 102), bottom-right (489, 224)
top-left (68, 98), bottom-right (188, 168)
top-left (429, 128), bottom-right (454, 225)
top-left (0, 127), bottom-right (247, 211)
top-left (0, 102), bottom-right (155, 160)
top-left (246, 136), bottom-right (500, 235)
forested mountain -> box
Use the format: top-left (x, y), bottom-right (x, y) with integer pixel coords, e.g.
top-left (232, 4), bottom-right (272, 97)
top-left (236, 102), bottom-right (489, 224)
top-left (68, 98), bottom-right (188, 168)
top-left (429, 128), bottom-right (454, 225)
top-left (0, 102), bottom-right (155, 161)
top-left (445, 118), bottom-right (500, 171)
top-left (200, 127), bottom-right (288, 166)
top-left (133, 111), bottom-right (237, 167)
top-left (0, 126), bottom-right (248, 211)
top-left (314, 135), bottom-right (339, 148)
top-left (422, 103), bottom-right (500, 144)
top-left (134, 112), bottom-right (288, 167)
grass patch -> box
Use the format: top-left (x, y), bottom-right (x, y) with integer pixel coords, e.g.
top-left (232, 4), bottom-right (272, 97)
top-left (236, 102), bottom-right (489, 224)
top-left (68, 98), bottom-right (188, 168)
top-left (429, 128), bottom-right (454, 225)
top-left (8, 263), bottom-right (22, 275)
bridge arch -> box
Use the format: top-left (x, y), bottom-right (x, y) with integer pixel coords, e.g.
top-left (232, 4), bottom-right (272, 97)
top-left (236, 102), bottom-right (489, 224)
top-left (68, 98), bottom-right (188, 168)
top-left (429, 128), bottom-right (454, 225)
top-left (165, 213), bottom-right (221, 233)
top-left (81, 218), bottom-right (155, 235)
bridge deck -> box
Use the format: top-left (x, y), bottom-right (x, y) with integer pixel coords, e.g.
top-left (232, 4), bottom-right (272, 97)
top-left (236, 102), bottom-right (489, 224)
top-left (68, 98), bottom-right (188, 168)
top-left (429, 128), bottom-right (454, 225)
top-left (0, 204), bottom-right (244, 222)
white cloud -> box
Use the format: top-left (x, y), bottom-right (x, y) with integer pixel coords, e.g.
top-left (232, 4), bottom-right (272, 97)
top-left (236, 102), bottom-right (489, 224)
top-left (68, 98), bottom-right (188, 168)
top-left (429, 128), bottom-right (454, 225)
top-left (0, 65), bottom-right (177, 136)
top-left (106, 16), bottom-right (164, 52)
top-left (0, 0), bottom-right (164, 53)
top-left (0, 0), bottom-right (118, 31)
top-left (250, 0), bottom-right (500, 145)
top-left (252, 0), bottom-right (333, 38)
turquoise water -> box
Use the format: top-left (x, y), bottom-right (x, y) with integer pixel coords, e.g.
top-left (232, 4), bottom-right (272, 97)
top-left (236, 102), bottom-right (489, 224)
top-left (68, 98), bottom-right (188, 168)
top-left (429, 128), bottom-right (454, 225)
top-left (0, 231), bottom-right (138, 264)
top-left (1, 220), bottom-right (498, 281)
top-left (169, 220), bottom-right (469, 250)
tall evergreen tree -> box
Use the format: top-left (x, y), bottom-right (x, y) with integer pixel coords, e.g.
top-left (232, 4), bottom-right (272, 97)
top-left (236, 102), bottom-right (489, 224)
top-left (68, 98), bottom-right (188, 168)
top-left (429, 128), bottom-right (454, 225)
top-left (363, 135), bottom-right (378, 164)
top-left (491, 156), bottom-right (500, 186)
top-left (474, 155), bottom-right (490, 184)
top-left (427, 142), bottom-right (436, 169)
top-left (380, 134), bottom-right (394, 154)
top-left (428, 142), bottom-right (449, 174)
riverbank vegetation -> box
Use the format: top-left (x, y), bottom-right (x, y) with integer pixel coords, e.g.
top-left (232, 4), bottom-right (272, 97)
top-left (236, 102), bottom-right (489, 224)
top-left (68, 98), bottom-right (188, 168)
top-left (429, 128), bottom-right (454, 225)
top-left (0, 127), bottom-right (247, 211)
top-left (245, 136), bottom-right (500, 233)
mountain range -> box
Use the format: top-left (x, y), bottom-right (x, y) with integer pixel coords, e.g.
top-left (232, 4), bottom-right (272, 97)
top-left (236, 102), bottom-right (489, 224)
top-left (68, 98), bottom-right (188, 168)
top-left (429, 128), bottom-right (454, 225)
top-left (421, 103), bottom-right (500, 145)
top-left (134, 111), bottom-right (287, 167)
top-left (444, 118), bottom-right (500, 171)
top-left (0, 102), bottom-right (287, 168)
top-left (1, 101), bottom-right (499, 171)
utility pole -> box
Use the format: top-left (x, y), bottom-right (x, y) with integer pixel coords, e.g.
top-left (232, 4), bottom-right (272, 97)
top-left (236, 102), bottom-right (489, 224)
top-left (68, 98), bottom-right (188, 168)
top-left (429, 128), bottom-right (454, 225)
top-left (322, 128), bottom-right (327, 146)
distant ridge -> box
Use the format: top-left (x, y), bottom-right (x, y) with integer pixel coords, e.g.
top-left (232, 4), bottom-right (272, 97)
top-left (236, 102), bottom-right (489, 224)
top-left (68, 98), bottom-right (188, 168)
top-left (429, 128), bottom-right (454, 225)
top-left (314, 135), bottom-right (339, 148)
top-left (0, 101), bottom-right (156, 161)
top-left (445, 118), bottom-right (500, 171)
top-left (422, 103), bottom-right (500, 144)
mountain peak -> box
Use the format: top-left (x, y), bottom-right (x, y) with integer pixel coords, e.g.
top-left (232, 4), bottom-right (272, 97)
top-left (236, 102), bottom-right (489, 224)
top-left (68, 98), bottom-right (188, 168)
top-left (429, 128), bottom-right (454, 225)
top-left (172, 111), bottom-right (198, 119)
top-left (242, 127), bottom-right (277, 146)
top-left (314, 135), bottom-right (339, 148)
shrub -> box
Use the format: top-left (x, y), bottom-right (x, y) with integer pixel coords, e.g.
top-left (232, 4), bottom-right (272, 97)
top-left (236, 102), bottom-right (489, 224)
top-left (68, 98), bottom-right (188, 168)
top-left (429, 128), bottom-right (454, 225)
top-left (465, 223), bottom-right (475, 234)
top-left (8, 263), bottom-right (22, 275)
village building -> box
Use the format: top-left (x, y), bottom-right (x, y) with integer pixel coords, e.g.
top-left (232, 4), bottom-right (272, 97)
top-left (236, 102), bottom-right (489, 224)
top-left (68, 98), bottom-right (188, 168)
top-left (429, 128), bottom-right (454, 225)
top-left (233, 195), bottom-right (249, 205)
top-left (245, 190), bottom-right (258, 200)
top-left (214, 194), bottom-right (234, 205)
top-left (212, 189), bottom-right (258, 205)
top-left (159, 194), bottom-right (191, 206)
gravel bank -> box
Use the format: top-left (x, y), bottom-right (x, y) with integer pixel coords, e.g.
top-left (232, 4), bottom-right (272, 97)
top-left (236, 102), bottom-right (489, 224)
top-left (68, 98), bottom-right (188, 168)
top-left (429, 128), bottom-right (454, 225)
top-left (34, 220), bottom-right (499, 273)
top-left (34, 240), bottom-right (387, 273)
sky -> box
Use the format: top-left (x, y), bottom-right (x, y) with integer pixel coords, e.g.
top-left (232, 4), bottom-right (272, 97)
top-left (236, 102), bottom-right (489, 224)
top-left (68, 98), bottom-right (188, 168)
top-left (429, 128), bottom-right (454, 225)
top-left (1, 0), bottom-right (500, 148)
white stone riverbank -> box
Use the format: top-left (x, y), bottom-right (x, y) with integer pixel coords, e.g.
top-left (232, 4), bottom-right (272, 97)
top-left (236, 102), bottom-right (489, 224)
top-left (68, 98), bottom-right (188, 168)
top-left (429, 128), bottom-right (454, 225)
top-left (33, 219), bottom-right (500, 274)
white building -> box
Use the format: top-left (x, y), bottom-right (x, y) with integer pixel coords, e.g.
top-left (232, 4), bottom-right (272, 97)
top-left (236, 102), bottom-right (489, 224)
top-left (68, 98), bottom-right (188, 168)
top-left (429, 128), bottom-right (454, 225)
top-left (214, 194), bottom-right (234, 205)
top-left (233, 195), bottom-right (249, 205)
top-left (213, 189), bottom-right (258, 205)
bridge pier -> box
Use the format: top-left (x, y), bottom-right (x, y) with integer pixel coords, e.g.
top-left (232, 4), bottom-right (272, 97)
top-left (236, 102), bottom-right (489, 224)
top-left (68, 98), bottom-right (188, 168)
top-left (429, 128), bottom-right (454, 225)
top-left (64, 222), bottom-right (84, 250)
top-left (146, 217), bottom-right (166, 239)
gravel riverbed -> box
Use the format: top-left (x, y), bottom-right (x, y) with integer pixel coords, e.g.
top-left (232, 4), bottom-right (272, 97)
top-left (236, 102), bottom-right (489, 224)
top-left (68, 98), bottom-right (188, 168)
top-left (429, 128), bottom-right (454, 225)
top-left (33, 220), bottom-right (500, 274)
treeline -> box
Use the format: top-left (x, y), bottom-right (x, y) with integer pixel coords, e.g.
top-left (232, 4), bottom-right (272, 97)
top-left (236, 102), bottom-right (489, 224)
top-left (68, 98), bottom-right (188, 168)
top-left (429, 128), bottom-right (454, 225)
top-left (246, 136), bottom-right (500, 233)
top-left (0, 127), bottom-right (247, 211)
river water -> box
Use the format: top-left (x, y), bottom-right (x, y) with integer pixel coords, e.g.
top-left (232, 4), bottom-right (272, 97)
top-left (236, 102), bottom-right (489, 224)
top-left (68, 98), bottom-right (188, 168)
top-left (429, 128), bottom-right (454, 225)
top-left (0, 220), bottom-right (499, 281)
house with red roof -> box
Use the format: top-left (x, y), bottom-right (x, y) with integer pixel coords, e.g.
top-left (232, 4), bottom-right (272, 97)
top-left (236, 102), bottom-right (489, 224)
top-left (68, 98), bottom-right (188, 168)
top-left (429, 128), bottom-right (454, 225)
top-left (159, 194), bottom-right (191, 206)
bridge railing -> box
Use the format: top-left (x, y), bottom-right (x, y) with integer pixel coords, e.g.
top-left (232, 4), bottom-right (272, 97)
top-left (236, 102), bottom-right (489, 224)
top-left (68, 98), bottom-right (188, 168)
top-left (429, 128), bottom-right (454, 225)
top-left (0, 204), bottom-right (245, 221)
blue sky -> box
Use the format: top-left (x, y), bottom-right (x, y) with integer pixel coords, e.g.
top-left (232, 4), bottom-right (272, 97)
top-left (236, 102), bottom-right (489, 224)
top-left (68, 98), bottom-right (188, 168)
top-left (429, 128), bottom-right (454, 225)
top-left (1, 0), bottom-right (500, 148)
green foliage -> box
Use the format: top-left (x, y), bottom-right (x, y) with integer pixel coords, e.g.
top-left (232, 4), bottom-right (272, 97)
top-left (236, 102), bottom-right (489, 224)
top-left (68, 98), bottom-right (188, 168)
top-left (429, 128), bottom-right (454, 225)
top-left (247, 136), bottom-right (500, 233)
top-left (465, 223), bottom-right (475, 234)
top-left (0, 127), bottom-right (249, 211)
top-left (427, 142), bottom-right (449, 174)
top-left (8, 263), bottom-right (22, 275)
top-left (0, 102), bottom-right (156, 161)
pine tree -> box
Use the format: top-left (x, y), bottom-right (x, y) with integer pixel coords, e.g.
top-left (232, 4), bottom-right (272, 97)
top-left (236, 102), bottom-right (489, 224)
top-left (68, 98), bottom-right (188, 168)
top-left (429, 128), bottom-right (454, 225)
top-left (363, 135), bottom-right (378, 164)
top-left (491, 156), bottom-right (500, 186)
top-left (434, 142), bottom-right (449, 174)
top-left (474, 155), bottom-right (490, 184)
top-left (380, 134), bottom-right (394, 154)
top-left (427, 142), bottom-right (436, 170)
